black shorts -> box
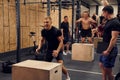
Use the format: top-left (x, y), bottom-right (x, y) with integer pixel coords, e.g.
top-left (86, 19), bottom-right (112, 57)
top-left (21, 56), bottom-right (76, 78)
top-left (63, 34), bottom-right (69, 44)
top-left (45, 50), bottom-right (63, 62)
top-left (81, 28), bottom-right (92, 37)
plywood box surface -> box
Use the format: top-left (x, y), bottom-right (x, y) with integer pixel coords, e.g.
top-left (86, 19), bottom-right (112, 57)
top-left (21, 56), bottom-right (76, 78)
top-left (0, 5), bottom-right (4, 53)
top-left (12, 60), bottom-right (62, 80)
top-left (94, 37), bottom-right (103, 48)
top-left (72, 43), bottom-right (94, 62)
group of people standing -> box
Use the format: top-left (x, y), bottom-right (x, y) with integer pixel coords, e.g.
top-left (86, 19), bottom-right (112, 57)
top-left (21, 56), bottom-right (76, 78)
top-left (35, 0), bottom-right (120, 80)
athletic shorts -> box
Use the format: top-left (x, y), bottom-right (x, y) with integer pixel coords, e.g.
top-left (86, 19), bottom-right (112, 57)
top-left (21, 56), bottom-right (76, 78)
top-left (81, 28), bottom-right (92, 37)
top-left (63, 34), bottom-right (69, 44)
top-left (45, 50), bottom-right (63, 62)
top-left (99, 47), bottom-right (118, 68)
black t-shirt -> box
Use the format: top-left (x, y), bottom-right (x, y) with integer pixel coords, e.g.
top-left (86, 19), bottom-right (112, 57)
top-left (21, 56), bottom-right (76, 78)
top-left (103, 18), bottom-right (120, 43)
top-left (60, 21), bottom-right (69, 35)
top-left (41, 26), bottom-right (62, 51)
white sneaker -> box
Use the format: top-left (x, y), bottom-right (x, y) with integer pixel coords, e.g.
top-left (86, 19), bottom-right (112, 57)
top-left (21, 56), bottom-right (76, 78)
top-left (66, 77), bottom-right (70, 80)
top-left (63, 51), bottom-right (67, 55)
top-left (66, 51), bottom-right (72, 54)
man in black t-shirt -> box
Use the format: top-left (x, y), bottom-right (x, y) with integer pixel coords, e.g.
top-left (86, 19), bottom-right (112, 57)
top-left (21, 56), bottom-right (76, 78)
top-left (36, 16), bottom-right (70, 80)
top-left (60, 16), bottom-right (71, 55)
top-left (99, 5), bottom-right (120, 80)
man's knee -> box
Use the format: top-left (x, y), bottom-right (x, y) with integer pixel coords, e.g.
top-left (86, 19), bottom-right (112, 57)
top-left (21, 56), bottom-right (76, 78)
top-left (88, 38), bottom-right (92, 43)
top-left (57, 60), bottom-right (63, 64)
top-left (81, 38), bottom-right (85, 42)
top-left (99, 62), bottom-right (104, 68)
top-left (104, 68), bottom-right (112, 74)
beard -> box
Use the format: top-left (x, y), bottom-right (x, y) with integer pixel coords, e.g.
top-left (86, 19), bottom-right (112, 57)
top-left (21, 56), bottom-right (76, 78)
top-left (44, 25), bottom-right (50, 30)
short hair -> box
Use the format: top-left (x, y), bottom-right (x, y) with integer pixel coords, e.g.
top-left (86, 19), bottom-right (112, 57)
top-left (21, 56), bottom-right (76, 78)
top-left (83, 11), bottom-right (89, 14)
top-left (83, 11), bottom-right (90, 17)
top-left (45, 16), bottom-right (52, 21)
top-left (64, 16), bottom-right (68, 19)
top-left (102, 5), bottom-right (114, 14)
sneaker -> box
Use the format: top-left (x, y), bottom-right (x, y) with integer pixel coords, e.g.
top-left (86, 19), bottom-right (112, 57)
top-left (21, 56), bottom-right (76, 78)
top-left (63, 51), bottom-right (67, 55)
top-left (66, 77), bottom-right (70, 80)
top-left (66, 51), bottom-right (72, 54)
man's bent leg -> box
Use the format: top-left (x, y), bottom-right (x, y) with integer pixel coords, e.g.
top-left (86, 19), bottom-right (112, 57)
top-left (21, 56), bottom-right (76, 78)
top-left (99, 62), bottom-right (107, 80)
top-left (57, 60), bottom-right (70, 80)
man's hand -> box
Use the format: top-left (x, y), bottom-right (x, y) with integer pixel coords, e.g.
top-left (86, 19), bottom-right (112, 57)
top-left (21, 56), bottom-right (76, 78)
top-left (103, 50), bottom-right (110, 56)
top-left (52, 50), bottom-right (59, 57)
top-left (62, 36), bottom-right (64, 40)
top-left (36, 48), bottom-right (40, 54)
top-left (101, 0), bottom-right (109, 6)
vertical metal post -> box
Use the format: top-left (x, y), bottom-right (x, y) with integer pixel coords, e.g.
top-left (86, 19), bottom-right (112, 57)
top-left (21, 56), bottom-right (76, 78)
top-left (96, 5), bottom-right (99, 15)
top-left (72, 0), bottom-right (75, 43)
top-left (16, 0), bottom-right (21, 62)
top-left (76, 0), bottom-right (81, 43)
top-left (118, 3), bottom-right (120, 13)
top-left (47, 0), bottom-right (50, 16)
top-left (76, 0), bottom-right (81, 20)
top-left (117, 0), bottom-right (120, 13)
top-left (24, 0), bottom-right (26, 5)
top-left (59, 0), bottom-right (61, 29)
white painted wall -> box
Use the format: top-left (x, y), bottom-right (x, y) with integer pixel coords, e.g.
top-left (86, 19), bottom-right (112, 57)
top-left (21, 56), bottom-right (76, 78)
top-left (89, 5), bottom-right (118, 25)
top-left (81, 5), bottom-right (89, 13)
top-left (98, 5), bottom-right (118, 17)
top-left (90, 5), bottom-right (118, 17)
top-left (90, 5), bottom-right (96, 17)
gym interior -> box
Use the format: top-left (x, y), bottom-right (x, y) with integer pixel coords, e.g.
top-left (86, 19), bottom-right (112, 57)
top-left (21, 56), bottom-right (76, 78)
top-left (0, 0), bottom-right (120, 80)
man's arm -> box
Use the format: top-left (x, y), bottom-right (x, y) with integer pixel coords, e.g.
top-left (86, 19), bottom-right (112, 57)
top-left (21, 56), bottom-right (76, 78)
top-left (102, 0), bottom-right (109, 6)
top-left (61, 29), bottom-right (64, 39)
top-left (76, 18), bottom-right (82, 23)
top-left (60, 23), bottom-right (64, 39)
top-left (103, 31), bottom-right (119, 55)
top-left (36, 37), bottom-right (45, 53)
top-left (90, 18), bottom-right (97, 23)
top-left (68, 23), bottom-right (70, 36)
top-left (57, 36), bottom-right (63, 52)
top-left (76, 18), bottom-right (82, 35)
top-left (52, 36), bottom-right (63, 57)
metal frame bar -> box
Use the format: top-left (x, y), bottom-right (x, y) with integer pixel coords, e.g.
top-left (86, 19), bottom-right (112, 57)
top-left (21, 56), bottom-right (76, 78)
top-left (58, 0), bottom-right (61, 29)
top-left (81, 0), bottom-right (90, 9)
top-left (96, 5), bottom-right (99, 15)
top-left (15, 0), bottom-right (21, 63)
top-left (51, 6), bottom-right (72, 10)
top-left (76, 0), bottom-right (81, 20)
top-left (72, 0), bottom-right (75, 43)
top-left (92, 0), bottom-right (101, 5)
top-left (76, 0), bottom-right (81, 43)
top-left (47, 0), bottom-right (50, 16)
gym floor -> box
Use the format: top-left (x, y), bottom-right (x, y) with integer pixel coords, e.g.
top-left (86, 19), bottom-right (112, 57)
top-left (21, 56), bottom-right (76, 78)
top-left (0, 45), bottom-right (120, 80)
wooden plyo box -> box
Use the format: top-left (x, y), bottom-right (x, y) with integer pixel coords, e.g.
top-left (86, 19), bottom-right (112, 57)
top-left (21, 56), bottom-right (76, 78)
top-left (94, 37), bottom-right (103, 48)
top-left (12, 60), bottom-right (62, 80)
top-left (72, 43), bottom-right (94, 62)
